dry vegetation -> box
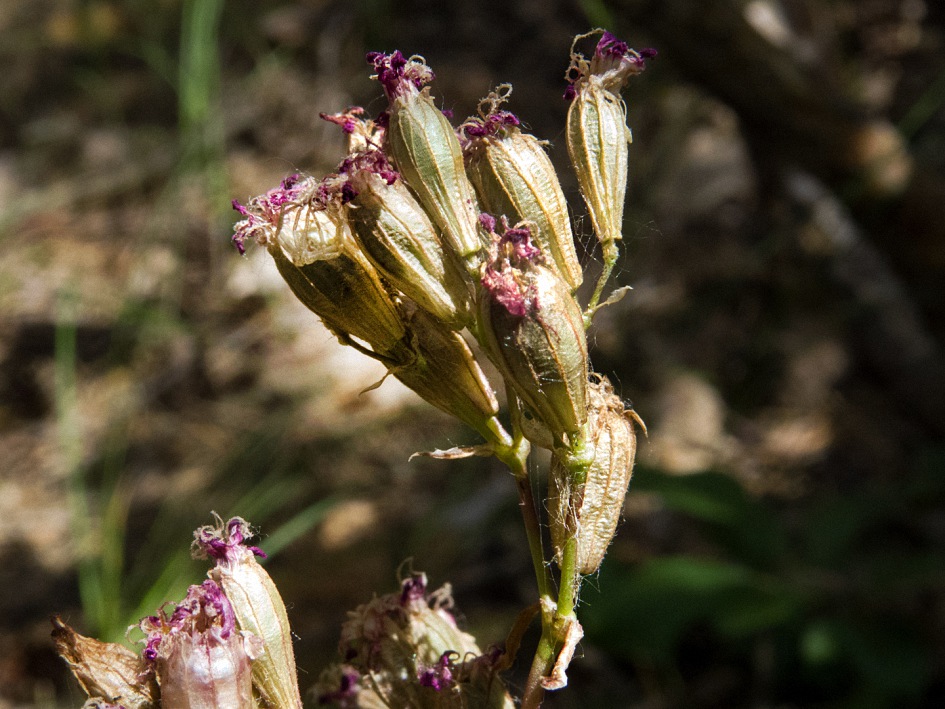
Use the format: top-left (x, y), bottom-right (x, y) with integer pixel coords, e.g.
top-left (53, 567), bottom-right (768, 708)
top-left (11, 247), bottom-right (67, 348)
top-left (1, 0), bottom-right (944, 707)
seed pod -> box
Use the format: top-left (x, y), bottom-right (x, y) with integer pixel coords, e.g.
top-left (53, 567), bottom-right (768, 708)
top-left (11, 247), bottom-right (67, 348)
top-left (139, 580), bottom-right (260, 709)
top-left (548, 376), bottom-right (642, 574)
top-left (565, 31), bottom-right (651, 248)
top-left (368, 51), bottom-right (484, 272)
top-left (477, 216), bottom-right (588, 444)
top-left (233, 175), bottom-right (407, 355)
top-left (462, 86), bottom-right (582, 292)
top-left (193, 518), bottom-right (302, 709)
top-left (388, 303), bottom-right (503, 444)
top-left (343, 150), bottom-right (472, 328)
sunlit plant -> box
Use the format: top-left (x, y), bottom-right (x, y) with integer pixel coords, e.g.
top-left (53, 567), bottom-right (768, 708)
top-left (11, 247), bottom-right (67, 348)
top-left (55, 29), bottom-right (651, 709)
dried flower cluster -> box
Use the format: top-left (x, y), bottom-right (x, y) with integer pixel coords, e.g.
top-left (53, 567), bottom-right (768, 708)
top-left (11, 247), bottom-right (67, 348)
top-left (231, 28), bottom-right (651, 706)
top-left (57, 30), bottom-right (652, 709)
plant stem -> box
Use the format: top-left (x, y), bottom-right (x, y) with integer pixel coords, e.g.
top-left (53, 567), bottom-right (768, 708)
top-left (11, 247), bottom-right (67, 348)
top-left (584, 239), bottom-right (620, 328)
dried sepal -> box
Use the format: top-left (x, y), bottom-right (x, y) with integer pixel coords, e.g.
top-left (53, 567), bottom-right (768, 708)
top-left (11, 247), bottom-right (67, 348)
top-left (477, 216), bottom-right (588, 445)
top-left (368, 51), bottom-right (485, 272)
top-left (461, 86), bottom-right (582, 292)
top-left (193, 517), bottom-right (302, 709)
top-left (548, 376), bottom-right (642, 574)
top-left (52, 616), bottom-right (157, 709)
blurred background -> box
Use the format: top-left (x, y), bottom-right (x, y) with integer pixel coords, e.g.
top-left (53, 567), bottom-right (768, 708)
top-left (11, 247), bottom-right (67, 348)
top-left (1, 0), bottom-right (944, 707)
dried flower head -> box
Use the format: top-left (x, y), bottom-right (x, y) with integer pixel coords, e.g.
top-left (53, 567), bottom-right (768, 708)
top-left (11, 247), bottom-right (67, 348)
top-left (138, 580), bottom-right (261, 709)
top-left (477, 215), bottom-right (589, 446)
top-left (368, 51), bottom-right (484, 272)
top-left (193, 517), bottom-right (302, 709)
top-left (565, 31), bottom-right (653, 248)
top-left (461, 86), bottom-right (583, 292)
top-left (52, 616), bottom-right (157, 709)
top-left (314, 573), bottom-right (514, 708)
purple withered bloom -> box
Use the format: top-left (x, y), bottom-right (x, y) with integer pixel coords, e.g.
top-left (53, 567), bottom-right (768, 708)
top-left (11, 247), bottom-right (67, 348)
top-left (479, 214), bottom-right (547, 318)
top-left (231, 175), bottom-right (315, 252)
top-left (564, 29), bottom-right (652, 99)
top-left (367, 50), bottom-right (435, 100)
top-left (400, 572), bottom-right (429, 606)
top-left (316, 665), bottom-right (362, 706)
top-left (418, 651), bottom-right (457, 691)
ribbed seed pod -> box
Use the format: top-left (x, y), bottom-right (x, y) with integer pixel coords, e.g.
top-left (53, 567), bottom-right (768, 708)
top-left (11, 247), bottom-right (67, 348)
top-left (388, 304), bottom-right (502, 444)
top-left (368, 51), bottom-right (484, 272)
top-left (345, 155), bottom-right (471, 328)
top-left (477, 216), bottom-right (588, 444)
top-left (193, 518), bottom-right (302, 709)
top-left (232, 175), bottom-right (407, 355)
top-left (462, 87), bottom-right (582, 292)
top-left (565, 31), bottom-right (650, 247)
top-left (548, 376), bottom-right (641, 574)
top-left (272, 203), bottom-right (407, 355)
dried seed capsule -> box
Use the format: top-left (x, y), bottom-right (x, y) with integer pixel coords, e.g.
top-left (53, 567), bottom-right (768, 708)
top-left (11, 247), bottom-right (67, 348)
top-left (233, 176), bottom-right (407, 355)
top-left (461, 86), bottom-right (583, 292)
top-left (193, 518), bottom-right (302, 709)
top-left (548, 376), bottom-right (642, 574)
top-left (565, 31), bottom-right (652, 248)
top-left (477, 216), bottom-right (588, 444)
top-left (368, 51), bottom-right (484, 272)
top-left (342, 149), bottom-right (472, 328)
top-left (388, 303), bottom-right (504, 445)
top-left (139, 580), bottom-right (260, 709)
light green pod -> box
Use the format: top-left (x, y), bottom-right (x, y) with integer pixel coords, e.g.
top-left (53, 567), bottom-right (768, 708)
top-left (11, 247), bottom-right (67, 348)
top-left (466, 128), bottom-right (583, 292)
top-left (388, 305), bottom-right (503, 446)
top-left (566, 77), bottom-right (630, 247)
top-left (386, 92), bottom-right (484, 272)
top-left (348, 173), bottom-right (471, 329)
top-left (477, 224), bottom-right (589, 443)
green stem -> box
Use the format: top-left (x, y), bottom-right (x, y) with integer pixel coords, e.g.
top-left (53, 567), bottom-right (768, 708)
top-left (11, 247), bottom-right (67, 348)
top-left (584, 239), bottom-right (620, 328)
top-left (523, 619), bottom-right (557, 709)
top-left (554, 430), bottom-right (592, 618)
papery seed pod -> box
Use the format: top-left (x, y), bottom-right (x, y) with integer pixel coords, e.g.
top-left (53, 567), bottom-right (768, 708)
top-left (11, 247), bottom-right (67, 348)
top-left (565, 31), bottom-right (652, 248)
top-left (52, 616), bottom-right (157, 709)
top-left (368, 51), bottom-right (484, 272)
top-left (315, 573), bottom-right (514, 709)
top-left (342, 149), bottom-right (472, 328)
top-left (477, 215), bottom-right (588, 445)
top-left (233, 177), bottom-right (407, 355)
top-left (387, 303), bottom-right (505, 446)
top-left (548, 376), bottom-right (642, 574)
top-left (139, 580), bottom-right (260, 709)
top-left (461, 86), bottom-right (583, 293)
top-left (193, 518), bottom-right (302, 709)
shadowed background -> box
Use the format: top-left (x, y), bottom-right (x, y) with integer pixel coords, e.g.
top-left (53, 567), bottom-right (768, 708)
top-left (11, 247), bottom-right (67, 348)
top-left (1, 0), bottom-right (944, 707)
